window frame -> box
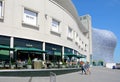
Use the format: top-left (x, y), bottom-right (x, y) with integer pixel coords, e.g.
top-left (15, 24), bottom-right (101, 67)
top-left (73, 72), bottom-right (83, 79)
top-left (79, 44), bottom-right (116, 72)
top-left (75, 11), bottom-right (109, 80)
top-left (67, 26), bottom-right (73, 40)
top-left (74, 31), bottom-right (79, 44)
top-left (51, 18), bottom-right (60, 33)
top-left (22, 8), bottom-right (39, 27)
top-left (78, 38), bottom-right (81, 48)
top-left (0, 0), bottom-right (4, 19)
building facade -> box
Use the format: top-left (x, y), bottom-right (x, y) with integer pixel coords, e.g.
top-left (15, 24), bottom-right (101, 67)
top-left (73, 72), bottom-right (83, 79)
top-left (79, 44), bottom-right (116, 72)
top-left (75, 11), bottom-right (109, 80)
top-left (0, 0), bottom-right (92, 64)
top-left (92, 28), bottom-right (117, 64)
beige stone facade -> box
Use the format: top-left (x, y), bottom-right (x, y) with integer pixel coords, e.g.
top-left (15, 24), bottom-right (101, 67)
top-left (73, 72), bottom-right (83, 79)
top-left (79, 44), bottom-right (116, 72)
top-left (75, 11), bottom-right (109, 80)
top-left (0, 0), bottom-right (92, 62)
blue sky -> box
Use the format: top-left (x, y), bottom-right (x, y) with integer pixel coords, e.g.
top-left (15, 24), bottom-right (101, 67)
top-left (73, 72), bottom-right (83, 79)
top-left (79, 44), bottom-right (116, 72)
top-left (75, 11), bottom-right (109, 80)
top-left (72, 0), bottom-right (120, 63)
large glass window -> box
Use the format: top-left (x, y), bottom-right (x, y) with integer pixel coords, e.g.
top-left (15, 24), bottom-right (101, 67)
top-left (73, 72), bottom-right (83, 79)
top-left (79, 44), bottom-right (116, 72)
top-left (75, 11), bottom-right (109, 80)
top-left (51, 19), bottom-right (60, 33)
top-left (23, 8), bottom-right (38, 26)
top-left (67, 27), bottom-right (73, 39)
top-left (0, 35), bottom-right (10, 46)
top-left (0, 35), bottom-right (10, 61)
top-left (45, 43), bottom-right (62, 62)
top-left (14, 38), bottom-right (42, 49)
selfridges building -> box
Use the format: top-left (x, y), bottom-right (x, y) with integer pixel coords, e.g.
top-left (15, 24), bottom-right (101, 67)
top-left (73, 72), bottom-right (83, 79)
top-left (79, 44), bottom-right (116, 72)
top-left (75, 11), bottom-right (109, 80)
top-left (92, 28), bottom-right (117, 63)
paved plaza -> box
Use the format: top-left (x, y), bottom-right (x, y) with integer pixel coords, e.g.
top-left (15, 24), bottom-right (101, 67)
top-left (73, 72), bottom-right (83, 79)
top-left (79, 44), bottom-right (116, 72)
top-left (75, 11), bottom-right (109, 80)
top-left (0, 66), bottom-right (120, 82)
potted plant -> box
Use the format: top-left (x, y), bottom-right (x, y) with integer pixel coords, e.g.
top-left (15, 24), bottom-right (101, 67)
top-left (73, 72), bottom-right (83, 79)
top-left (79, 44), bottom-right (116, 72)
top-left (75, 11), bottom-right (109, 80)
top-left (27, 57), bottom-right (32, 69)
top-left (62, 62), bottom-right (66, 68)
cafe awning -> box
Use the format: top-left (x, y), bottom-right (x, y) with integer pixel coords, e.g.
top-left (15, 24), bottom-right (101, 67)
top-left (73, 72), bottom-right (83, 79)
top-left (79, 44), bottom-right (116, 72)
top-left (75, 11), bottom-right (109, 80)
top-left (82, 55), bottom-right (87, 58)
top-left (64, 53), bottom-right (77, 57)
top-left (0, 50), bottom-right (9, 60)
top-left (76, 54), bottom-right (86, 58)
top-left (0, 45), bottom-right (14, 51)
top-left (15, 47), bottom-right (46, 53)
top-left (76, 55), bottom-right (82, 59)
top-left (64, 55), bottom-right (69, 59)
top-left (54, 51), bottom-right (61, 56)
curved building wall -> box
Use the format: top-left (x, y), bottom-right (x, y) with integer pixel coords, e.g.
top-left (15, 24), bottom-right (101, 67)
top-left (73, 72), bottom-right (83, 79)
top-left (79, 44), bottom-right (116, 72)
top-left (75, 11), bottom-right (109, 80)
top-left (92, 28), bottom-right (117, 63)
top-left (0, 0), bottom-right (92, 62)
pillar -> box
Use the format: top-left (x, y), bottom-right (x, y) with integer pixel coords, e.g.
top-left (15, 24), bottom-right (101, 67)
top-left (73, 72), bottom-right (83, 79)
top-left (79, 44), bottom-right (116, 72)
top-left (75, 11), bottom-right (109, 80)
top-left (43, 42), bottom-right (46, 61)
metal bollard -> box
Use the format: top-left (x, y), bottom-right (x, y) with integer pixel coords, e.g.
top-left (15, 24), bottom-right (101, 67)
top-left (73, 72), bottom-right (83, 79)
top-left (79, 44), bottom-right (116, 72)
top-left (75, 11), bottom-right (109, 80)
top-left (50, 72), bottom-right (56, 82)
top-left (28, 76), bottom-right (32, 82)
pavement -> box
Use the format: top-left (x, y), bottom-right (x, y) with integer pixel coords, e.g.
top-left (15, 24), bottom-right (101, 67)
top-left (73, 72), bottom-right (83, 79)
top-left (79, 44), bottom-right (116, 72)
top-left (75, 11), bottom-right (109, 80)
top-left (0, 66), bottom-right (120, 82)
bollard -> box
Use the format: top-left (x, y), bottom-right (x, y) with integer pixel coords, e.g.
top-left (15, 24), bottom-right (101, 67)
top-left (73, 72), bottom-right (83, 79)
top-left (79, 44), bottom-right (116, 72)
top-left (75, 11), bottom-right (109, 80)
top-left (50, 72), bottom-right (56, 82)
top-left (28, 76), bottom-right (32, 82)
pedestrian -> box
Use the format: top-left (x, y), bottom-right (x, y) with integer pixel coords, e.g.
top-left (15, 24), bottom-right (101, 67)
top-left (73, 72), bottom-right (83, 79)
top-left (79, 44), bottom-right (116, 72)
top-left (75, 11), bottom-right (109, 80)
top-left (85, 62), bottom-right (91, 75)
top-left (80, 61), bottom-right (86, 74)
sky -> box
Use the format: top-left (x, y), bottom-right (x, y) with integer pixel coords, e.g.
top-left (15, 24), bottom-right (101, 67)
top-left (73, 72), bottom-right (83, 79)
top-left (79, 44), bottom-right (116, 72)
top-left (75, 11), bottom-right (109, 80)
top-left (72, 0), bottom-right (120, 63)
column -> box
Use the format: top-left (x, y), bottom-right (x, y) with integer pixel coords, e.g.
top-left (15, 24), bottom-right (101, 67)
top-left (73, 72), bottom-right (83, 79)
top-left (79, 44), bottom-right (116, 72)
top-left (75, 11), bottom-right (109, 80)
top-left (43, 42), bottom-right (46, 61)
top-left (62, 46), bottom-right (64, 62)
top-left (10, 37), bottom-right (14, 58)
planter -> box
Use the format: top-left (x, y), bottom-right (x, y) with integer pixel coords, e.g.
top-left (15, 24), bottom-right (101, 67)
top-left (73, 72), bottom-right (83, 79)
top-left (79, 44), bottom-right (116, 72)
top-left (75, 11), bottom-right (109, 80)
top-left (62, 65), bottom-right (66, 68)
top-left (11, 65), bottom-right (16, 69)
top-left (27, 65), bottom-right (32, 69)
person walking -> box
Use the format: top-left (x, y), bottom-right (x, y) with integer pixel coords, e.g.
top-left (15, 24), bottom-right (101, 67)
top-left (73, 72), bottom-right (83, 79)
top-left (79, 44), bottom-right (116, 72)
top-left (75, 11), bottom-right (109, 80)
top-left (85, 62), bottom-right (91, 75)
top-left (80, 61), bottom-right (86, 74)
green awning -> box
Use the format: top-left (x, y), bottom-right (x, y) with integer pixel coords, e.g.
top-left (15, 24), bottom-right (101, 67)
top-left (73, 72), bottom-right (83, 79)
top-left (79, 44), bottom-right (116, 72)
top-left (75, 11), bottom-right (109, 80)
top-left (64, 53), bottom-right (77, 57)
top-left (81, 55), bottom-right (86, 58)
top-left (0, 50), bottom-right (9, 60)
top-left (76, 55), bottom-right (86, 58)
top-left (77, 55), bottom-right (86, 58)
top-left (54, 51), bottom-right (61, 56)
top-left (64, 55), bottom-right (69, 59)
top-left (0, 45), bottom-right (14, 51)
top-left (15, 47), bottom-right (46, 53)
top-left (76, 55), bottom-right (82, 58)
